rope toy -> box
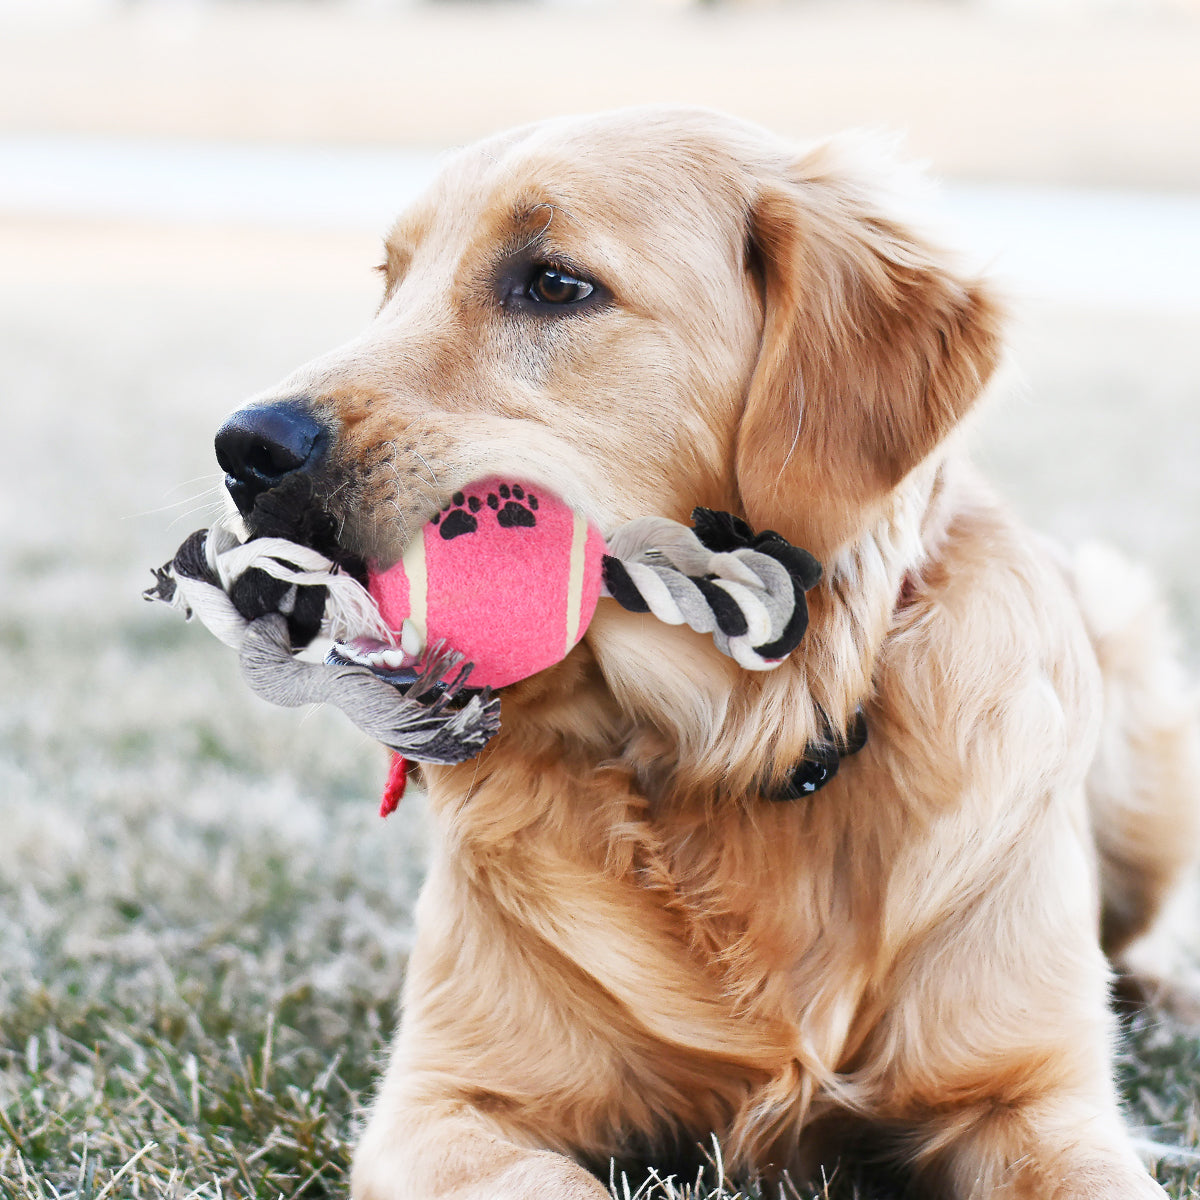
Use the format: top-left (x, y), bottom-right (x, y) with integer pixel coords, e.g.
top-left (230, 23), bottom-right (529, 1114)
top-left (144, 522), bottom-right (503, 766)
top-left (145, 478), bottom-right (822, 811)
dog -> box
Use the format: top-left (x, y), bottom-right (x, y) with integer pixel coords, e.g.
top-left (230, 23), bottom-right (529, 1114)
top-left (213, 108), bottom-right (1200, 1198)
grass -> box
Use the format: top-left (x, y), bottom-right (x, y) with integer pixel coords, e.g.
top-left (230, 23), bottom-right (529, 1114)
top-left (0, 624), bottom-right (415, 1198)
top-left (1, 267), bottom-right (1198, 1197)
top-left (2, 773), bottom-right (1199, 1200)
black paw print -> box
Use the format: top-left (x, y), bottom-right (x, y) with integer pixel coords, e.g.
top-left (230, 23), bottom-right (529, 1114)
top-left (431, 484), bottom-right (539, 541)
top-left (432, 490), bottom-right (482, 540)
top-left (488, 483), bottom-right (538, 529)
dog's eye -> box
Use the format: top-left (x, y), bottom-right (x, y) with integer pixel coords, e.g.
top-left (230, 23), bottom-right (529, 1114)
top-left (496, 257), bottom-right (608, 314)
top-left (527, 265), bottom-right (595, 306)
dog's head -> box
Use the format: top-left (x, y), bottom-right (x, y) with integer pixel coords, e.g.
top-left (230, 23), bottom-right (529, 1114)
top-left (215, 108), bottom-right (1001, 791)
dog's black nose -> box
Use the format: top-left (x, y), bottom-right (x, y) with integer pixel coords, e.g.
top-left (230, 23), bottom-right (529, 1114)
top-left (215, 399), bottom-right (327, 517)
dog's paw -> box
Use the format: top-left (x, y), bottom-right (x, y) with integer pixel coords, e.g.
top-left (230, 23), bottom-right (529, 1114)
top-left (352, 1121), bottom-right (609, 1200)
top-left (488, 1152), bottom-right (610, 1200)
top-left (1116, 966), bottom-right (1200, 1029)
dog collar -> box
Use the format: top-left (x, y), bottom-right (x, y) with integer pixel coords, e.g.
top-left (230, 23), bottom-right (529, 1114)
top-left (770, 707), bottom-right (867, 800)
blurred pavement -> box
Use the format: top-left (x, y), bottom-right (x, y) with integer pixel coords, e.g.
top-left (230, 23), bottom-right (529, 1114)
top-left (2, 2), bottom-right (1200, 188)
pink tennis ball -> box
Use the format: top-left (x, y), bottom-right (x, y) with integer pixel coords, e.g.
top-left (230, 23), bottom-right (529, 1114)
top-left (367, 479), bottom-right (607, 689)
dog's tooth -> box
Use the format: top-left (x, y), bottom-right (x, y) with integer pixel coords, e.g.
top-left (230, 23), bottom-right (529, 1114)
top-left (400, 620), bottom-right (424, 657)
top-left (381, 649), bottom-right (406, 670)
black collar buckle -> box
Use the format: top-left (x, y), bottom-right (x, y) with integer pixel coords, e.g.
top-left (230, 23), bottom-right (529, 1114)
top-left (770, 707), bottom-right (868, 801)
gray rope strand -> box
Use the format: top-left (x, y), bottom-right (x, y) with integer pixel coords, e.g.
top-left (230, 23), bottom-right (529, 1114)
top-left (144, 524), bottom-right (499, 764)
top-left (600, 517), bottom-right (810, 670)
top-left (240, 615), bottom-right (499, 763)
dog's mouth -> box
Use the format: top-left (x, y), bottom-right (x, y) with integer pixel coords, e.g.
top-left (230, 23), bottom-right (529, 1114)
top-left (247, 495), bottom-right (472, 699)
top-left (242, 475), bottom-right (370, 585)
top-left (326, 631), bottom-right (425, 688)
top-left (240, 485), bottom-right (410, 670)
top-left (238, 474), bottom-right (491, 703)
top-left (326, 635), bottom-right (483, 714)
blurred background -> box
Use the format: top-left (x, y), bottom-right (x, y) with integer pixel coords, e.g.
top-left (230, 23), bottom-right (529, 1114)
top-left (1, 0), bottom-right (1199, 1193)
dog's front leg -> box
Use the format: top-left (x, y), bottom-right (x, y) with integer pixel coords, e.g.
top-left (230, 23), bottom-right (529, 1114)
top-left (352, 1092), bottom-right (609, 1200)
top-left (859, 783), bottom-right (1168, 1200)
top-left (350, 837), bottom-right (628, 1200)
top-left (913, 1097), bottom-right (1166, 1200)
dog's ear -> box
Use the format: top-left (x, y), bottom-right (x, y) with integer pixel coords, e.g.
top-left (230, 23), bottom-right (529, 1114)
top-left (736, 143), bottom-right (1003, 559)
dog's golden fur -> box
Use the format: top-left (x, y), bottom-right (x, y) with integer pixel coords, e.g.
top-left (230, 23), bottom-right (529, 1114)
top-left (237, 109), bottom-right (1200, 1198)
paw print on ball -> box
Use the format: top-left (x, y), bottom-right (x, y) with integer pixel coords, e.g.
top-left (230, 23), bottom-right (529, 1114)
top-left (432, 483), bottom-right (539, 541)
top-left (490, 483), bottom-right (538, 529)
top-left (433, 491), bottom-right (480, 539)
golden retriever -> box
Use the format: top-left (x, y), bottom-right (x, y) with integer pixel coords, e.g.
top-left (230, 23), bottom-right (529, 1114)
top-left (214, 108), bottom-right (1200, 1199)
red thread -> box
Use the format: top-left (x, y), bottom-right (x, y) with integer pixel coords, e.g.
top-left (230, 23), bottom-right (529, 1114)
top-left (380, 753), bottom-right (408, 818)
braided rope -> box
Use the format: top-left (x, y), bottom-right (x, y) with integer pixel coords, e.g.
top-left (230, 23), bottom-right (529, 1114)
top-left (144, 507), bottom-right (821, 763)
top-left (157, 520), bottom-right (392, 648)
top-left (144, 517), bottom-right (499, 764)
top-left (600, 510), bottom-right (820, 670)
